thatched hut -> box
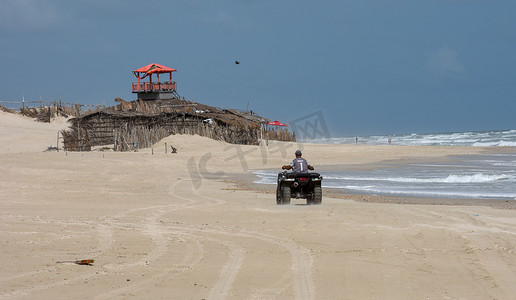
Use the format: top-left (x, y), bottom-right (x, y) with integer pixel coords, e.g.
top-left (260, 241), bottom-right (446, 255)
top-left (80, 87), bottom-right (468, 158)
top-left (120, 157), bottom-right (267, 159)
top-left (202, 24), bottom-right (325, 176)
top-left (61, 98), bottom-right (294, 151)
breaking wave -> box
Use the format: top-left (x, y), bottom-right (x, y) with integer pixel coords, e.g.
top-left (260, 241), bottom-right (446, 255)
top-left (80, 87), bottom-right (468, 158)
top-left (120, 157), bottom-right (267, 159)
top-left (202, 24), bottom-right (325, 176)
top-left (305, 129), bottom-right (516, 146)
top-left (324, 173), bottom-right (514, 184)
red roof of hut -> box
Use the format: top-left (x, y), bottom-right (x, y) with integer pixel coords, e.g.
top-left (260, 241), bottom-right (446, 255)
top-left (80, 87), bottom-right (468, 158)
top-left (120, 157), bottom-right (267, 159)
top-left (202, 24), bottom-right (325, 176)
top-left (133, 63), bottom-right (176, 78)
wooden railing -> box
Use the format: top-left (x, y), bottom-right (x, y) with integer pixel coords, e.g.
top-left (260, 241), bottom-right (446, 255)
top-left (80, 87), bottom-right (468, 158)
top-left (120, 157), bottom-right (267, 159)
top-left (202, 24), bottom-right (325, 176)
top-left (132, 81), bottom-right (176, 93)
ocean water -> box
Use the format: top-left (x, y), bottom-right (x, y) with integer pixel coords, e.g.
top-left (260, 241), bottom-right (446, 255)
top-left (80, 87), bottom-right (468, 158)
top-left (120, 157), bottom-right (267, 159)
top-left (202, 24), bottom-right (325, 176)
top-left (307, 129), bottom-right (516, 146)
top-left (255, 130), bottom-right (516, 200)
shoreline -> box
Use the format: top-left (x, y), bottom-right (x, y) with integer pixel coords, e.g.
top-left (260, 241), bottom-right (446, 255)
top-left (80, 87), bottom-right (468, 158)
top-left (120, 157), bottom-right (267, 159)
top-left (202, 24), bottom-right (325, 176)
top-left (231, 173), bottom-right (516, 210)
top-left (237, 149), bottom-right (516, 210)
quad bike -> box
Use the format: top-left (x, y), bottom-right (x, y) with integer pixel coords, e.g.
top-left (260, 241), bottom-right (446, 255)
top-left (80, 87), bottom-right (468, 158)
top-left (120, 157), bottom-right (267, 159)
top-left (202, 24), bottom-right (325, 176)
top-left (276, 171), bottom-right (323, 205)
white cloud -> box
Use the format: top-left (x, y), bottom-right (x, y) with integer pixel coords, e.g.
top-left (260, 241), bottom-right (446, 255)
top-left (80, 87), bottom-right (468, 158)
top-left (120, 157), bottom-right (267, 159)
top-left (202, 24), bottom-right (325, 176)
top-left (425, 46), bottom-right (465, 76)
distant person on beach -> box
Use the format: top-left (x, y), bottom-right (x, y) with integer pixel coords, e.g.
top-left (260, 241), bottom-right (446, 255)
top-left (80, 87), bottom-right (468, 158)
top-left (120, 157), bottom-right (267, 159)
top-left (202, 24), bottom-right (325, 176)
top-left (282, 150), bottom-right (314, 173)
top-left (356, 137), bottom-right (358, 144)
top-left (388, 138), bottom-right (392, 144)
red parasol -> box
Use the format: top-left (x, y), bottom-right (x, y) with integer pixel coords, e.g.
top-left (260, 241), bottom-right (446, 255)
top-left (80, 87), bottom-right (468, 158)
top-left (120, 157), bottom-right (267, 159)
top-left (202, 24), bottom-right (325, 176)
top-left (267, 120), bottom-right (289, 127)
top-left (264, 120), bottom-right (288, 147)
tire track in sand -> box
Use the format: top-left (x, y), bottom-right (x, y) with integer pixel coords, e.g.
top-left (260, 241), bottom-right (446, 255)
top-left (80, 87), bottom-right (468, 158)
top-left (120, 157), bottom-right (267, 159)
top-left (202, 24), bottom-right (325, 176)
top-left (173, 225), bottom-right (315, 300)
top-left (167, 180), bottom-right (315, 299)
top-left (0, 181), bottom-right (208, 298)
top-left (93, 179), bottom-right (228, 299)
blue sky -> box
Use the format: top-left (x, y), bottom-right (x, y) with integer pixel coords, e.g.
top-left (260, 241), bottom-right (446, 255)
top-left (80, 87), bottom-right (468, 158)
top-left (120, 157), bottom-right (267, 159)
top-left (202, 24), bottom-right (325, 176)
top-left (1, 0), bottom-right (515, 136)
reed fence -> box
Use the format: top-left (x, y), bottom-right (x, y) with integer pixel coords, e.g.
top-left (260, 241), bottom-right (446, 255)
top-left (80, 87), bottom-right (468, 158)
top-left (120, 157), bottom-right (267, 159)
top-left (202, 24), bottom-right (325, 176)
top-left (0, 99), bottom-right (103, 122)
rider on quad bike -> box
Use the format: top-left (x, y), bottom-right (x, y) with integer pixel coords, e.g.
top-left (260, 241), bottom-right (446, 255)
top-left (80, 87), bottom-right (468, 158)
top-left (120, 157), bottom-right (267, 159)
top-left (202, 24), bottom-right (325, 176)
top-left (282, 150), bottom-right (314, 173)
top-left (277, 150), bottom-right (323, 205)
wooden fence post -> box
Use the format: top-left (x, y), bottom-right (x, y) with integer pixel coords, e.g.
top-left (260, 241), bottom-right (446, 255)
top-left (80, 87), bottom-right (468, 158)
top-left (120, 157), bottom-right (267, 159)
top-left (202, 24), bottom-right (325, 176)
top-left (78, 119), bottom-right (81, 152)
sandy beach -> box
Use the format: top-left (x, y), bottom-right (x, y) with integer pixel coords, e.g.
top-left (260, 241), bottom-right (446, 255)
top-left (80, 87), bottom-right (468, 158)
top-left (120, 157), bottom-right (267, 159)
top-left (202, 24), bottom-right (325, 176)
top-left (1, 111), bottom-right (516, 299)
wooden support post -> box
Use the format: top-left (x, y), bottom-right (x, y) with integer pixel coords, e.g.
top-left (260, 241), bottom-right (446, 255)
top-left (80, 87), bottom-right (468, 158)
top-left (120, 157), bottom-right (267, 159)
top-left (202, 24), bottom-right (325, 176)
top-left (165, 142), bottom-right (167, 153)
top-left (266, 124), bottom-right (269, 147)
top-left (56, 132), bottom-right (60, 152)
top-left (183, 114), bottom-right (186, 134)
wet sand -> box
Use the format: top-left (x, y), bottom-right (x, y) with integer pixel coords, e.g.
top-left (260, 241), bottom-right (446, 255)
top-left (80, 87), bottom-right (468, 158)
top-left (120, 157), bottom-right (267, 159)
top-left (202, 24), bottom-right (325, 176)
top-left (239, 165), bottom-right (516, 210)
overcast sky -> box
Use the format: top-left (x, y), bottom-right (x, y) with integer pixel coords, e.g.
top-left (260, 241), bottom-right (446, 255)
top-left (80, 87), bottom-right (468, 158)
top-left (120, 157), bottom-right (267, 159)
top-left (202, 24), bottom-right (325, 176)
top-left (1, 0), bottom-right (515, 136)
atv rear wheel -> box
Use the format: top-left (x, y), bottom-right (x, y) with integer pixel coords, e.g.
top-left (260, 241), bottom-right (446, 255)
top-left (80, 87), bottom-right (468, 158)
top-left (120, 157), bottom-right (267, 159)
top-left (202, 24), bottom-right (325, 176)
top-left (279, 185), bottom-right (291, 205)
top-left (312, 186), bottom-right (322, 205)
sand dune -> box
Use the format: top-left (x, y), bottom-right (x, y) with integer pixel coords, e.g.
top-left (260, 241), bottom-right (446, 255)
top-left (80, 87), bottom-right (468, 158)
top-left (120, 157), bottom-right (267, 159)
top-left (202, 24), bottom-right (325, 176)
top-left (1, 111), bottom-right (516, 299)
